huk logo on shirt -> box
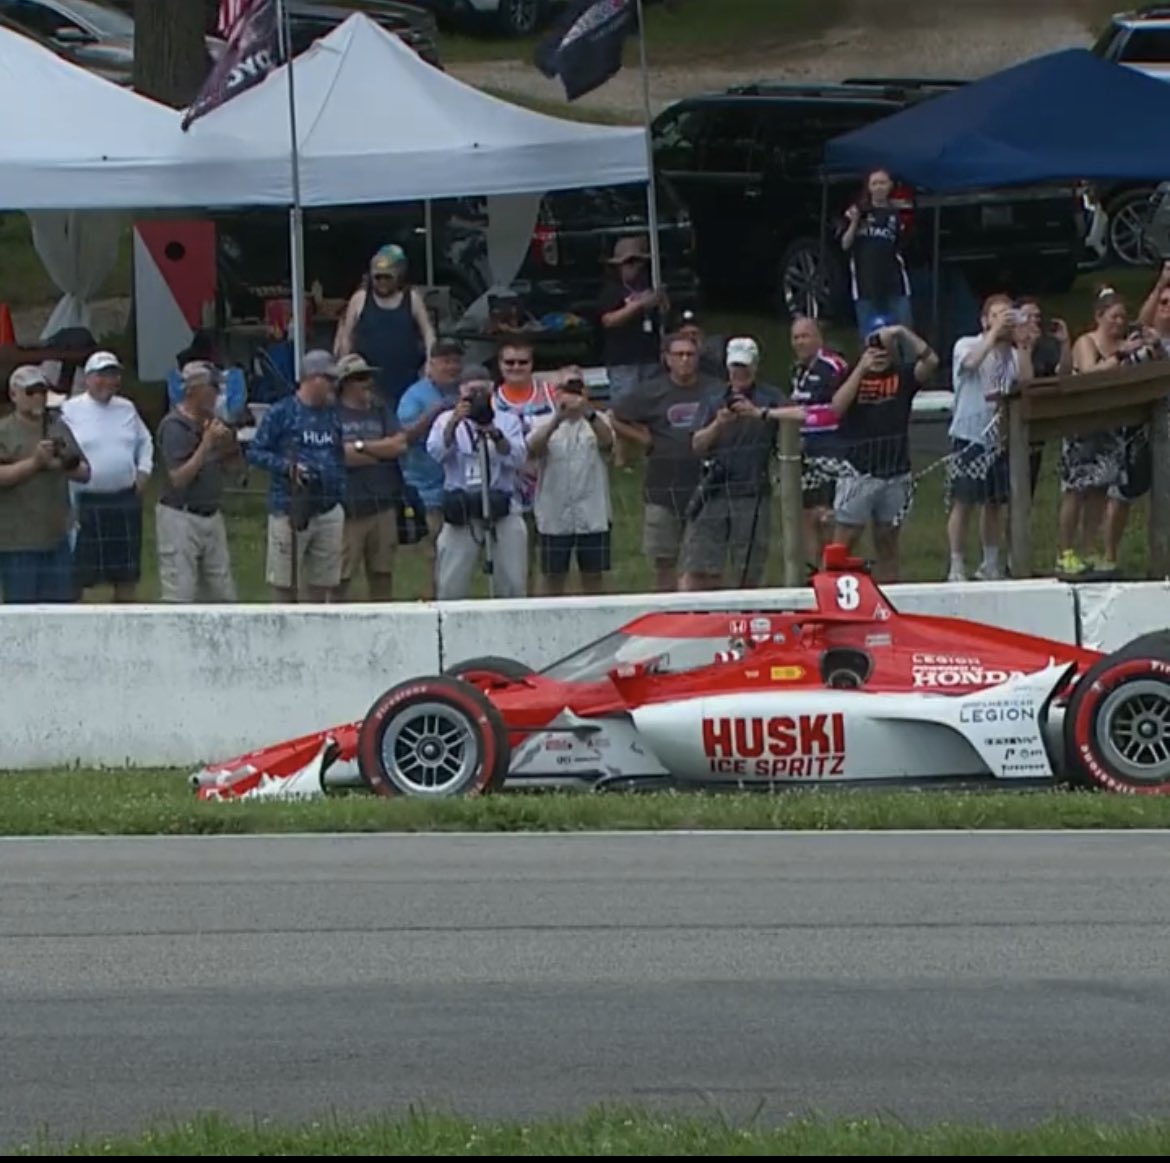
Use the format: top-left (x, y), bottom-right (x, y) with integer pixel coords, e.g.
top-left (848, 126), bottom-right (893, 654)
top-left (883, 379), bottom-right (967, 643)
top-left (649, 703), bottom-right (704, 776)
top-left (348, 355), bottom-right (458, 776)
top-left (665, 401), bottom-right (701, 429)
top-left (302, 429), bottom-right (335, 446)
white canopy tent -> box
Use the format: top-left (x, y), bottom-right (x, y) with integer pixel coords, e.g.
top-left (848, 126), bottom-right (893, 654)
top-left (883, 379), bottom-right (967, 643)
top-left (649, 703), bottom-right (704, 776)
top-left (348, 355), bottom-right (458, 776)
top-left (0, 25), bottom-right (280, 211)
top-left (0, 12), bottom-right (652, 355)
top-left (0, 24), bottom-right (276, 339)
top-left (180, 12), bottom-right (650, 204)
top-left (177, 11), bottom-right (653, 368)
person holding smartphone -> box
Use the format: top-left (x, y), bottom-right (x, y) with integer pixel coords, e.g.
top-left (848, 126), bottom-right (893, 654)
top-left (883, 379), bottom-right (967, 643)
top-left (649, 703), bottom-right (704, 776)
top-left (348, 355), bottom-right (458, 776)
top-left (526, 367), bottom-right (615, 596)
top-left (945, 295), bottom-right (1035, 582)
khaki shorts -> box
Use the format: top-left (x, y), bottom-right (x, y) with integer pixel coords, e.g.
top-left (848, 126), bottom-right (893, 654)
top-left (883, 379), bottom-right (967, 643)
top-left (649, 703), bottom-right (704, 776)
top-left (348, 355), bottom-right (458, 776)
top-left (342, 507), bottom-right (398, 581)
top-left (266, 503), bottom-right (344, 590)
top-left (643, 502), bottom-right (686, 562)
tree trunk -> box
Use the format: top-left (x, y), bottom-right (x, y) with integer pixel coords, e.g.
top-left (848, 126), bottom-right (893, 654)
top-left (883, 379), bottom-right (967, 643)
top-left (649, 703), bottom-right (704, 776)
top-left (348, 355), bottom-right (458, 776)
top-left (132, 0), bottom-right (210, 108)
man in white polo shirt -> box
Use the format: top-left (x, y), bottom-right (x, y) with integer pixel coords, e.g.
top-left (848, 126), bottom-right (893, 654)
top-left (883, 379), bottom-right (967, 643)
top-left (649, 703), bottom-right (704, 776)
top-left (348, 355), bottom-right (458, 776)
top-left (61, 350), bottom-right (154, 602)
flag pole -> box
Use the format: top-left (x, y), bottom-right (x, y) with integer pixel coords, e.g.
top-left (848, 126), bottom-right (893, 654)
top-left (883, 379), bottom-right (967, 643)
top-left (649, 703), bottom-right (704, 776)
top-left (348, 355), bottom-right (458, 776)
top-left (633, 0), bottom-right (662, 291)
top-left (276, 0), bottom-right (306, 380)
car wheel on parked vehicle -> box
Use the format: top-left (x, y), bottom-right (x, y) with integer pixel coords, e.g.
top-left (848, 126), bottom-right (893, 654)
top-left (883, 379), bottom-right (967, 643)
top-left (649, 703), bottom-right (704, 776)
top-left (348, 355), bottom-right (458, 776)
top-left (1063, 634), bottom-right (1170, 794)
top-left (777, 238), bottom-right (842, 322)
top-left (356, 675), bottom-right (512, 797)
top-left (1105, 186), bottom-right (1160, 266)
top-left (497, 0), bottom-right (544, 34)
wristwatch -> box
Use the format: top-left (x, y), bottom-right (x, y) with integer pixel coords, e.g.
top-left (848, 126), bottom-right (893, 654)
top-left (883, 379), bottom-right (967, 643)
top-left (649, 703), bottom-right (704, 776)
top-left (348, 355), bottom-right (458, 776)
top-left (355, 440), bottom-right (365, 453)
top-left (584, 408), bottom-right (597, 423)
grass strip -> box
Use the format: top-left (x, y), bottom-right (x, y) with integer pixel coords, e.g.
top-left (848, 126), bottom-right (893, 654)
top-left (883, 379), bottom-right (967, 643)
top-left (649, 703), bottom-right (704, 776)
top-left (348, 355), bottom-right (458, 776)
top-left (5, 770), bottom-right (1170, 835)
top-left (15, 1106), bottom-right (1170, 1156)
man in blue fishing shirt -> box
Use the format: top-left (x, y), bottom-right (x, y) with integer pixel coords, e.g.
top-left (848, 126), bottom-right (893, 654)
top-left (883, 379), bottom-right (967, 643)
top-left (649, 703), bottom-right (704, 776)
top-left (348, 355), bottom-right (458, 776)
top-left (247, 349), bottom-right (347, 601)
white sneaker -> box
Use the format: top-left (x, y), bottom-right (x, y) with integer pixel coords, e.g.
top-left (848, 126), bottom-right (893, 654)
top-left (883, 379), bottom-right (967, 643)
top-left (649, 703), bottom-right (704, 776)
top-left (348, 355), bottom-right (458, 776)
top-left (974, 562), bottom-right (1002, 581)
top-left (947, 564), bottom-right (967, 582)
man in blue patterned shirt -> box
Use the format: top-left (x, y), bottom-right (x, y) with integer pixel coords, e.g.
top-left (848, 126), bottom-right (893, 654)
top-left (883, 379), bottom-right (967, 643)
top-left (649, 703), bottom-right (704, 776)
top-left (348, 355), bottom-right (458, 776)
top-left (247, 349), bottom-right (346, 601)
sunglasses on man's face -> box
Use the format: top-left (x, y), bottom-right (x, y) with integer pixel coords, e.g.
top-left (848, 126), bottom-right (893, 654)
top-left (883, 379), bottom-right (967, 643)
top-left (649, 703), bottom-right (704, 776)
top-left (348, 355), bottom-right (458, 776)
top-left (501, 358), bottom-right (531, 367)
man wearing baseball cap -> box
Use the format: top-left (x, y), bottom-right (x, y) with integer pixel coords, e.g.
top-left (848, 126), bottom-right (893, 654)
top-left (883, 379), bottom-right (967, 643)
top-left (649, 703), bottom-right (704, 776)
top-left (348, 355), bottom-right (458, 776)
top-left (246, 349), bottom-right (347, 601)
top-left (60, 350), bottom-right (154, 602)
top-left (154, 361), bottom-right (239, 603)
top-left (0, 365), bottom-right (89, 603)
top-left (680, 335), bottom-right (801, 590)
top-left (333, 244), bottom-right (436, 407)
top-left (335, 353), bottom-right (407, 601)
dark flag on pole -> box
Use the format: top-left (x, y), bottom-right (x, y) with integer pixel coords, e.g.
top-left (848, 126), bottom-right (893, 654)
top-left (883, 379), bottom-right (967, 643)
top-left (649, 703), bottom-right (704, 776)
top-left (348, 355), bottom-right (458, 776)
top-left (181, 0), bottom-right (284, 130)
top-left (533, 0), bottom-right (637, 101)
top-left (534, 0), bottom-right (681, 101)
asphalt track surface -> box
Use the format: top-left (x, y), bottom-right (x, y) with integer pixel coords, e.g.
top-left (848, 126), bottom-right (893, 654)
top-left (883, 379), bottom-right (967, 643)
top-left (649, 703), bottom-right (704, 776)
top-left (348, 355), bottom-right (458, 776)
top-left (4, 831), bottom-right (1170, 1146)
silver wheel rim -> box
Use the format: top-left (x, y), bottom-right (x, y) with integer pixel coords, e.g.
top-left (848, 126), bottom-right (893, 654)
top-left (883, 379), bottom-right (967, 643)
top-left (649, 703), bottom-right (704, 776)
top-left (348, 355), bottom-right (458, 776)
top-left (381, 700), bottom-right (478, 795)
top-left (784, 249), bottom-right (823, 318)
top-left (1095, 679), bottom-right (1170, 782)
top-left (1110, 200), bottom-right (1156, 266)
top-left (504, 0), bottom-right (537, 31)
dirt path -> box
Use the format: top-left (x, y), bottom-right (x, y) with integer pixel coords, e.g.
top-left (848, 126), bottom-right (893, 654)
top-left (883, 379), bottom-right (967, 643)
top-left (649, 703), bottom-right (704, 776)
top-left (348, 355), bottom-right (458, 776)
top-left (449, 6), bottom-right (1090, 119)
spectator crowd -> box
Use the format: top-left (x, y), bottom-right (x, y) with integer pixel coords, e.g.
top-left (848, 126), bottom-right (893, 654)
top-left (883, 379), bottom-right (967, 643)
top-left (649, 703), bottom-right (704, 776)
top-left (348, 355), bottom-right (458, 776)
top-left (0, 231), bottom-right (1166, 605)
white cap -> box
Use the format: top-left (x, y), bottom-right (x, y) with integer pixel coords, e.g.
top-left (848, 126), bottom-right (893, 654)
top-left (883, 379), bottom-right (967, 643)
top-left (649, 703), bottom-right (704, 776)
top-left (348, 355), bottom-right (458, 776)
top-left (84, 350), bottom-right (122, 375)
top-left (726, 336), bottom-right (759, 366)
top-left (9, 363), bottom-right (66, 406)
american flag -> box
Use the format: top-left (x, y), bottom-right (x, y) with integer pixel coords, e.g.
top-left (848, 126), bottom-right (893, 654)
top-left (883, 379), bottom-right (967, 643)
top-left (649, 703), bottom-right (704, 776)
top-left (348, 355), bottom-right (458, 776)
top-left (216, 0), bottom-right (255, 39)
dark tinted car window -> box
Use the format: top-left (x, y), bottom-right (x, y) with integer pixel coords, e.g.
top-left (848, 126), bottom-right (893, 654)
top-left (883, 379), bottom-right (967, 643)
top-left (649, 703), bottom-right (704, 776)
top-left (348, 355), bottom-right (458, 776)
top-left (653, 105), bottom-right (708, 171)
top-left (702, 106), bottom-right (763, 173)
top-left (1118, 26), bottom-right (1170, 58)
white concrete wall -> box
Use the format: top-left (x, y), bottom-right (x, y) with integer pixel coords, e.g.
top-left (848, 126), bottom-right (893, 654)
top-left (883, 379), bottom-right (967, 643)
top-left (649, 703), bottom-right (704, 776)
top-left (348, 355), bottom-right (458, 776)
top-left (0, 605), bottom-right (440, 769)
top-left (1076, 581), bottom-right (1170, 651)
top-left (5, 578), bottom-right (1170, 771)
top-left (436, 580), bottom-right (1081, 673)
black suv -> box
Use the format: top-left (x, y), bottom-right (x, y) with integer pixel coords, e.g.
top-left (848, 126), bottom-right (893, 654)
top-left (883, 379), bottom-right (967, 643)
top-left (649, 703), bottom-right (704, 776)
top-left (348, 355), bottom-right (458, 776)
top-left (211, 181), bottom-right (699, 360)
top-left (650, 79), bottom-right (1086, 322)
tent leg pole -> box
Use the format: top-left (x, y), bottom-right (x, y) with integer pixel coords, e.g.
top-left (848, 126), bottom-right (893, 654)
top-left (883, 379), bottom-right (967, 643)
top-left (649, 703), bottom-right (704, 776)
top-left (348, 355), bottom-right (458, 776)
top-left (635, 0), bottom-right (662, 291)
top-left (424, 199), bottom-right (435, 287)
top-left (931, 203), bottom-right (941, 361)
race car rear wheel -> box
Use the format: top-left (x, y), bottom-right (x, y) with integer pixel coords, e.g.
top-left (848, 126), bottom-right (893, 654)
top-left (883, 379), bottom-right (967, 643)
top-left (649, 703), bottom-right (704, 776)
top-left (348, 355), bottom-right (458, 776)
top-left (1063, 649), bottom-right (1170, 794)
top-left (356, 676), bottom-right (511, 797)
top-left (444, 655), bottom-right (535, 688)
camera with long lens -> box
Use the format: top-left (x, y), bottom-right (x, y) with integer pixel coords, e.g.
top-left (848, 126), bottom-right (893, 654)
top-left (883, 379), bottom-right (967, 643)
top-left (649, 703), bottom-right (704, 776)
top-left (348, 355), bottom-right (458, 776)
top-left (466, 386), bottom-right (494, 427)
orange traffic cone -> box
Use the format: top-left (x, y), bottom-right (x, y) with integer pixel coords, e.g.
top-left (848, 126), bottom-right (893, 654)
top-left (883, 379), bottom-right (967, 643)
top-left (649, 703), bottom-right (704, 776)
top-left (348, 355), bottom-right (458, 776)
top-left (0, 304), bottom-right (15, 346)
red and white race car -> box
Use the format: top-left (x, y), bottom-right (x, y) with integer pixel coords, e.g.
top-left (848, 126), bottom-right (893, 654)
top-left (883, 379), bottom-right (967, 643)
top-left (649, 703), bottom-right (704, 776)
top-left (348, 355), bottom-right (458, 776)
top-left (192, 545), bottom-right (1170, 801)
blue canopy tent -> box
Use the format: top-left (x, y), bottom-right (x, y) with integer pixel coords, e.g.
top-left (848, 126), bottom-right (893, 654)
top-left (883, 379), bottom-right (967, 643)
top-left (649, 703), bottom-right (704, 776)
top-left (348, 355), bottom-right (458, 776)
top-left (817, 48), bottom-right (1170, 368)
top-left (823, 48), bottom-right (1170, 191)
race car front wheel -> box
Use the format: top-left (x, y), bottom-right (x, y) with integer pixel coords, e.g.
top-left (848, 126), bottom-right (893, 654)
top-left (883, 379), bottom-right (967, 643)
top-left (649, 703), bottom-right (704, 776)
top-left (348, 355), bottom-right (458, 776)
top-left (356, 676), bottom-right (511, 797)
top-left (1064, 645), bottom-right (1170, 794)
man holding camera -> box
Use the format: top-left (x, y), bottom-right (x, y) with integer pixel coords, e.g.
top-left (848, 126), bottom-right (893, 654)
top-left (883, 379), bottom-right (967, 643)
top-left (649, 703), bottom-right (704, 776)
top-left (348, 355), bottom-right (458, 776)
top-left (527, 367), bottom-right (615, 596)
top-left (154, 360), bottom-right (239, 603)
top-left (831, 320), bottom-right (938, 583)
top-left (425, 364), bottom-right (528, 600)
top-left (678, 336), bottom-right (797, 591)
top-left (247, 349), bottom-right (347, 602)
top-left (0, 365), bottom-right (89, 603)
top-left (945, 294), bottom-right (1034, 582)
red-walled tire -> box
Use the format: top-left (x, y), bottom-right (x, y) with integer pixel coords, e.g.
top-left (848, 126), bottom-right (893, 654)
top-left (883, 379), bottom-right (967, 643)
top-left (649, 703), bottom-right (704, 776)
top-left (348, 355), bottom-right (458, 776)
top-left (356, 676), bottom-right (511, 798)
top-left (1063, 648), bottom-right (1170, 794)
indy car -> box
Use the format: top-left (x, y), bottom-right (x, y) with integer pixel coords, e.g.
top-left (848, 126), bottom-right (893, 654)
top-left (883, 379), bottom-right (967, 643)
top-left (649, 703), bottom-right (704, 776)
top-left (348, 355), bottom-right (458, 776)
top-left (192, 545), bottom-right (1170, 801)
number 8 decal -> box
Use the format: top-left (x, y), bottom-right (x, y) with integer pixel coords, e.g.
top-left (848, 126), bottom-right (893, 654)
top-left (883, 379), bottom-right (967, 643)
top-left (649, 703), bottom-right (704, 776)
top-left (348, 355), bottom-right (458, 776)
top-left (836, 575), bottom-right (860, 610)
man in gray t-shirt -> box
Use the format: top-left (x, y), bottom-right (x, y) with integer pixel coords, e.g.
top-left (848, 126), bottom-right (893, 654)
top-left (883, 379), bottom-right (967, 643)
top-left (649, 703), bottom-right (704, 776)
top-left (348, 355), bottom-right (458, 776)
top-left (610, 331), bottom-right (720, 590)
top-left (155, 361), bottom-right (239, 602)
